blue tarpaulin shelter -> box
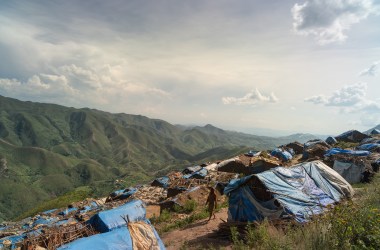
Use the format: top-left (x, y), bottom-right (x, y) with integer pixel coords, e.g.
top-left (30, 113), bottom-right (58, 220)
top-left (0, 234), bottom-right (25, 250)
top-left (59, 200), bottom-right (165, 250)
top-left (356, 143), bottom-right (380, 151)
top-left (224, 161), bottom-right (353, 223)
top-left (325, 136), bottom-right (337, 145)
top-left (108, 188), bottom-right (138, 201)
top-left (58, 222), bottom-right (165, 250)
top-left (183, 168), bottom-right (208, 179)
top-left (271, 148), bottom-right (292, 161)
top-left (151, 176), bottom-right (170, 188)
top-left (370, 129), bottom-right (380, 135)
top-left (182, 166), bottom-right (202, 174)
top-left (335, 130), bottom-right (369, 143)
top-left (88, 199), bottom-right (146, 233)
top-left (324, 148), bottom-right (371, 157)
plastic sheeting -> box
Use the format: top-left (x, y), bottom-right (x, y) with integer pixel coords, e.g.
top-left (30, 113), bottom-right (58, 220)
top-left (335, 130), bottom-right (369, 143)
top-left (182, 166), bottom-right (202, 174)
top-left (0, 234), bottom-right (25, 250)
top-left (325, 136), bottom-right (337, 145)
top-left (333, 161), bottom-right (364, 184)
top-left (324, 148), bottom-right (371, 157)
top-left (57, 223), bottom-right (166, 250)
top-left (270, 148), bottom-right (292, 161)
top-left (89, 200), bottom-right (145, 233)
top-left (224, 161), bottom-right (352, 223)
top-left (58, 207), bottom-right (78, 216)
top-left (151, 176), bottom-right (170, 188)
top-left (301, 161), bottom-right (354, 200)
top-left (109, 188), bottom-right (138, 200)
top-left (370, 129), bottom-right (380, 135)
top-left (356, 143), bottom-right (380, 151)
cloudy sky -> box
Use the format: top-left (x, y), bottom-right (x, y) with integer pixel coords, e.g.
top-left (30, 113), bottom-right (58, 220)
top-left (0, 0), bottom-right (379, 136)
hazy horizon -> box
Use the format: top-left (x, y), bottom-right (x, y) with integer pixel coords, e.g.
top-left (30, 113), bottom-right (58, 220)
top-left (1, 0), bottom-right (379, 135)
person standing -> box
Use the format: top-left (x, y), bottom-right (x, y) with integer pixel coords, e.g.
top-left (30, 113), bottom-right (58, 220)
top-left (205, 187), bottom-right (217, 222)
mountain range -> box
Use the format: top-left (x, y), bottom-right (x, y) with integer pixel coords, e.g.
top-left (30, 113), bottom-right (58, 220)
top-left (0, 95), bottom-right (319, 221)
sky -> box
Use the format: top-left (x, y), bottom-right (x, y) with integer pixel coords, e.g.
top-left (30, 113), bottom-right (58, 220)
top-left (0, 0), bottom-right (380, 136)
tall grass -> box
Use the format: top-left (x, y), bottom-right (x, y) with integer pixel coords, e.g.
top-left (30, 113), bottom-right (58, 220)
top-left (231, 174), bottom-right (380, 249)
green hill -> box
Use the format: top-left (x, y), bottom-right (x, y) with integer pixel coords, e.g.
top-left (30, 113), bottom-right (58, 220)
top-left (0, 95), bottom-right (317, 221)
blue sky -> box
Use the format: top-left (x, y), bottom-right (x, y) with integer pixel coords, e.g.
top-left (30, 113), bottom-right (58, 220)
top-left (0, 0), bottom-right (379, 135)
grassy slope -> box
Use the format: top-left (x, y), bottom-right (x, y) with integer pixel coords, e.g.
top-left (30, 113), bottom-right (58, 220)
top-left (0, 95), bottom-right (316, 221)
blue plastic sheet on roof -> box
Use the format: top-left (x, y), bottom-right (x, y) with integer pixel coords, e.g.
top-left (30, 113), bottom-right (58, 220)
top-left (224, 162), bottom-right (346, 223)
top-left (88, 199), bottom-right (146, 233)
top-left (32, 217), bottom-right (59, 227)
top-left (356, 143), bottom-right (380, 151)
top-left (0, 234), bottom-right (25, 250)
top-left (245, 150), bottom-right (261, 157)
top-left (152, 176), bottom-right (170, 188)
top-left (58, 207), bottom-right (78, 216)
top-left (271, 148), bottom-right (292, 161)
top-left (257, 167), bottom-right (335, 222)
top-left (325, 136), bottom-right (337, 145)
top-left (57, 223), bottom-right (166, 250)
top-left (110, 188), bottom-right (137, 200)
top-left (79, 201), bottom-right (99, 214)
top-left (371, 129), bottom-right (380, 135)
top-left (182, 165), bottom-right (202, 174)
top-left (324, 148), bottom-right (371, 157)
top-left (42, 208), bottom-right (58, 215)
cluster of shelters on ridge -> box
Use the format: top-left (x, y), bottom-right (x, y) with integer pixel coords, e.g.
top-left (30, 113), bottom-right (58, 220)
top-left (1, 129), bottom-right (379, 249)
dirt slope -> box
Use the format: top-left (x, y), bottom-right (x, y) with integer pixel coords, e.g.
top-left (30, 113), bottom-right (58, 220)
top-left (161, 207), bottom-right (231, 249)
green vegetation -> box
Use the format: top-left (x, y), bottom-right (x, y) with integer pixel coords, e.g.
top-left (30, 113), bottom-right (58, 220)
top-left (16, 186), bottom-right (93, 220)
top-left (0, 95), bottom-right (317, 221)
top-left (334, 141), bottom-right (359, 149)
top-left (230, 174), bottom-right (380, 249)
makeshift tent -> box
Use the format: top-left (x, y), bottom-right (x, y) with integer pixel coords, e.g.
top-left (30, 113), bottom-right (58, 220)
top-left (183, 168), bottom-right (208, 179)
top-left (325, 136), bottom-right (337, 145)
top-left (335, 130), bottom-right (369, 143)
top-left (285, 142), bottom-right (304, 155)
top-left (107, 188), bottom-right (137, 202)
top-left (151, 176), bottom-right (170, 188)
top-left (332, 160), bottom-right (373, 184)
top-left (324, 148), bottom-right (371, 157)
top-left (224, 161), bottom-right (353, 223)
top-left (356, 143), bottom-right (380, 152)
top-left (370, 129), bottom-right (380, 135)
top-left (58, 207), bottom-right (78, 216)
top-left (250, 159), bottom-right (279, 174)
top-left (217, 158), bottom-right (248, 174)
top-left (244, 150), bottom-right (261, 157)
top-left (303, 139), bottom-right (331, 159)
top-left (166, 187), bottom-right (187, 198)
top-left (0, 234), bottom-right (25, 250)
top-left (271, 148), bottom-right (292, 161)
top-left (88, 199), bottom-right (146, 233)
top-left (182, 166), bottom-right (202, 175)
top-left (58, 220), bottom-right (165, 250)
top-left (204, 163), bottom-right (218, 171)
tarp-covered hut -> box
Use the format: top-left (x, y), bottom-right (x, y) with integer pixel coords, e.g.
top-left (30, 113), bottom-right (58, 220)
top-left (335, 130), bottom-right (369, 143)
top-left (224, 161), bottom-right (353, 223)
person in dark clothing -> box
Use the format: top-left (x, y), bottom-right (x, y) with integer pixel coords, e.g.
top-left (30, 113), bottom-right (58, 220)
top-left (205, 187), bottom-right (217, 222)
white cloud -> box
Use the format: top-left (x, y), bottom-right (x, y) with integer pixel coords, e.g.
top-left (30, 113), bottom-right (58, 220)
top-left (0, 63), bottom-right (171, 108)
top-left (292, 0), bottom-right (377, 45)
top-left (305, 82), bottom-right (366, 106)
top-left (222, 88), bottom-right (278, 105)
top-left (305, 82), bottom-right (380, 114)
top-left (359, 61), bottom-right (380, 76)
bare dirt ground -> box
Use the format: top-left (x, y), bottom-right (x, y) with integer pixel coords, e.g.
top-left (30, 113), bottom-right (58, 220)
top-left (161, 207), bottom-right (232, 249)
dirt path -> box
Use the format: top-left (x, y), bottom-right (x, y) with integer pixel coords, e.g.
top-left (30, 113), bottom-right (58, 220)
top-left (161, 207), bottom-right (231, 249)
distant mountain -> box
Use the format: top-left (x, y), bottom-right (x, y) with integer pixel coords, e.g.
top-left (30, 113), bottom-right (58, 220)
top-left (0, 95), bottom-right (315, 221)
